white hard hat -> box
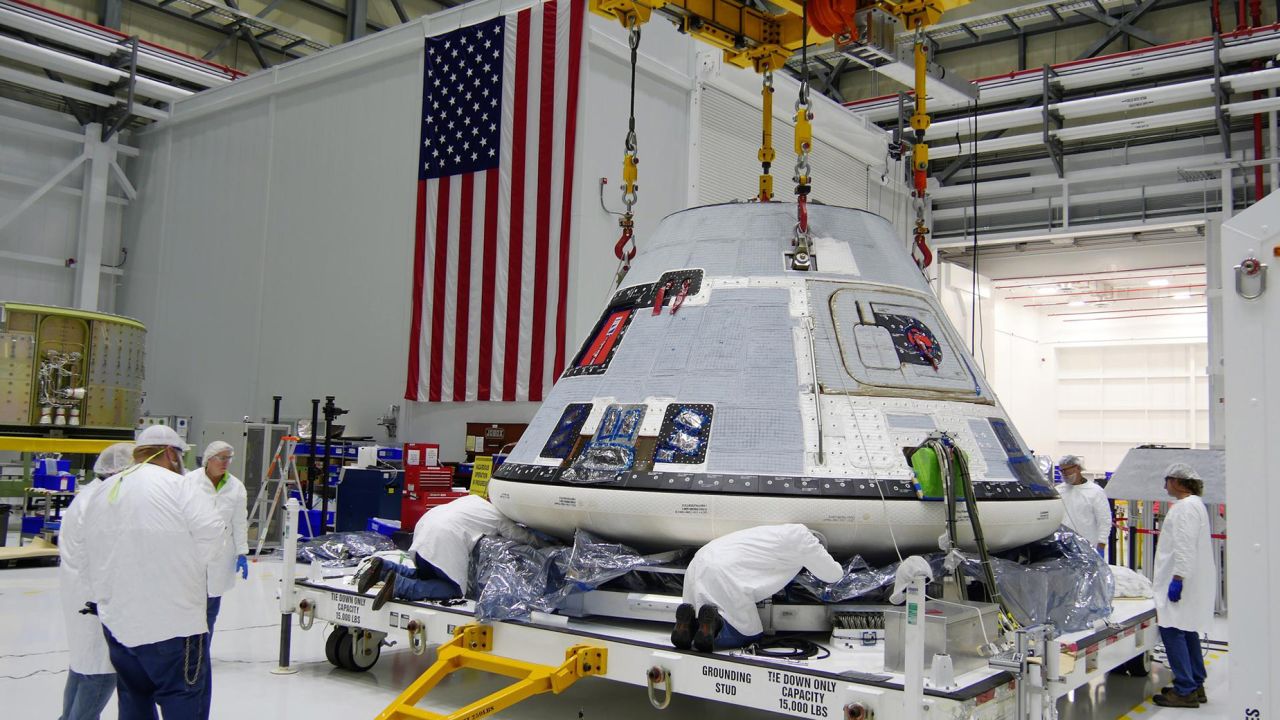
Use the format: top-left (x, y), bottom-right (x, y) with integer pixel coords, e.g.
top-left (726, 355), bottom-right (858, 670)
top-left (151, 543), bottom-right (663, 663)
top-left (135, 424), bottom-right (190, 452)
top-left (93, 443), bottom-right (135, 477)
top-left (203, 440), bottom-right (234, 465)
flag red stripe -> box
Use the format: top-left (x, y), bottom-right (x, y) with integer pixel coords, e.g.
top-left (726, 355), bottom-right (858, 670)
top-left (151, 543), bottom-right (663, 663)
top-left (452, 172), bottom-right (475, 401)
top-left (528, 0), bottom-right (558, 401)
top-left (427, 176), bottom-right (451, 403)
top-left (477, 168), bottom-right (499, 401)
top-left (404, 179), bottom-right (429, 400)
top-left (501, 9), bottom-right (532, 402)
top-left (553, 0), bottom-right (584, 379)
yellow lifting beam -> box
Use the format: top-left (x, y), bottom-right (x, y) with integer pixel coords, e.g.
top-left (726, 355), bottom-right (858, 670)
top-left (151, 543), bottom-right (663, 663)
top-left (0, 436), bottom-right (123, 453)
top-left (376, 624), bottom-right (608, 720)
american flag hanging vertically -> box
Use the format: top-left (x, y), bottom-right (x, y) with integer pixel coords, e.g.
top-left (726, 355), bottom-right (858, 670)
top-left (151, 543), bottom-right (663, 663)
top-left (405, 0), bottom-right (586, 403)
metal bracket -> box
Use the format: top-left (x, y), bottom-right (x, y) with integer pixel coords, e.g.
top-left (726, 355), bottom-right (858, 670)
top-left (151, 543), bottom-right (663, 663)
top-left (101, 36), bottom-right (139, 142)
top-left (1212, 34), bottom-right (1232, 159)
top-left (1041, 64), bottom-right (1064, 179)
top-left (1234, 257), bottom-right (1268, 299)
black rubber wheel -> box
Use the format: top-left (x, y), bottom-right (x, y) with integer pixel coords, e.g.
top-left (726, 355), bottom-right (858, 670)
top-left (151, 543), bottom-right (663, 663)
top-left (1115, 651), bottom-right (1152, 677)
top-left (337, 629), bottom-right (381, 672)
top-left (325, 626), bottom-right (349, 669)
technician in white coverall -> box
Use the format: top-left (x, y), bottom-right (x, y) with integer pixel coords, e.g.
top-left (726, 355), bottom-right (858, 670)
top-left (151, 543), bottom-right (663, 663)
top-left (355, 494), bottom-right (536, 610)
top-left (58, 442), bottom-right (133, 720)
top-left (1151, 463), bottom-right (1215, 709)
top-left (1056, 455), bottom-right (1112, 555)
top-left (186, 441), bottom-right (249, 634)
top-left (673, 524), bottom-right (845, 652)
top-left (80, 425), bottom-right (227, 720)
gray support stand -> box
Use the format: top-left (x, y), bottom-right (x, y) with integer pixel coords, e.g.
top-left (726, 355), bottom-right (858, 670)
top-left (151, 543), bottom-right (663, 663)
top-left (273, 497), bottom-right (300, 675)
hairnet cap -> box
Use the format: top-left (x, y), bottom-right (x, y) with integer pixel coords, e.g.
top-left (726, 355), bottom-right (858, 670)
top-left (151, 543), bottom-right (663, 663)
top-left (1164, 462), bottom-right (1201, 482)
top-left (1058, 454), bottom-right (1084, 470)
top-left (203, 440), bottom-right (235, 465)
top-left (93, 442), bottom-right (135, 476)
top-left (135, 424), bottom-right (190, 451)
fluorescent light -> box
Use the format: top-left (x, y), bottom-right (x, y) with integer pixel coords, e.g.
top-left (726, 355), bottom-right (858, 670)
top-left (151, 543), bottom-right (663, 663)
top-left (1036, 286), bottom-right (1059, 295)
top-left (1147, 278), bottom-right (1170, 287)
top-left (1069, 300), bottom-right (1087, 306)
top-left (1173, 291), bottom-right (1192, 300)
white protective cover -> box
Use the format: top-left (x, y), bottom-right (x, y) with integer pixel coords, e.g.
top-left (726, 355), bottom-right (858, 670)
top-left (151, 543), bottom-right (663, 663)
top-left (58, 479), bottom-right (113, 675)
top-left (1058, 480), bottom-right (1112, 547)
top-left (409, 495), bottom-right (537, 588)
top-left (1111, 565), bottom-right (1154, 599)
top-left (682, 524), bottom-right (844, 637)
top-left (186, 468), bottom-right (248, 597)
top-left (81, 463), bottom-right (227, 647)
top-left (1152, 495), bottom-right (1216, 633)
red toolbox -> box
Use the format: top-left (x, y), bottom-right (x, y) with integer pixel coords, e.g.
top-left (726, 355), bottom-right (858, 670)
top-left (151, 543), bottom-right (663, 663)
top-left (402, 444), bottom-right (462, 531)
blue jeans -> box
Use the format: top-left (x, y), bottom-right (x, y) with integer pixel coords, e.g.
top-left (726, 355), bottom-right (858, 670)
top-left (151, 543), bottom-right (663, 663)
top-left (1159, 626), bottom-right (1207, 696)
top-left (714, 621), bottom-right (763, 650)
top-left (206, 596), bottom-right (221, 634)
top-left (104, 628), bottom-right (211, 720)
top-left (381, 554), bottom-right (462, 601)
top-left (60, 669), bottom-right (116, 720)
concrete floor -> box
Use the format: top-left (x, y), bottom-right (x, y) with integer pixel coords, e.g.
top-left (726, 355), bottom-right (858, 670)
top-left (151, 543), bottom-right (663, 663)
top-left (0, 541), bottom-right (1230, 719)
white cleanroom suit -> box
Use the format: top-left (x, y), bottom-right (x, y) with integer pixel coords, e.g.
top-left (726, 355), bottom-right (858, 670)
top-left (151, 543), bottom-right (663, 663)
top-left (1058, 479), bottom-right (1112, 548)
top-left (683, 524), bottom-right (845, 637)
top-left (186, 467), bottom-right (248, 597)
top-left (1153, 494), bottom-right (1215, 633)
top-left (81, 462), bottom-right (228, 647)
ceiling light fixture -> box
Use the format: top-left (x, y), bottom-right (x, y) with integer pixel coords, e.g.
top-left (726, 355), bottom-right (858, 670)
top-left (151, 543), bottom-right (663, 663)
top-left (1147, 278), bottom-right (1170, 287)
top-left (1173, 291), bottom-right (1192, 300)
top-left (1069, 300), bottom-right (1087, 306)
top-left (1036, 286), bottom-right (1060, 295)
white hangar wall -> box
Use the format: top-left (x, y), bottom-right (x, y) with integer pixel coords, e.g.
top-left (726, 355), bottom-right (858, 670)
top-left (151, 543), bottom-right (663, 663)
top-left (119, 0), bottom-right (897, 459)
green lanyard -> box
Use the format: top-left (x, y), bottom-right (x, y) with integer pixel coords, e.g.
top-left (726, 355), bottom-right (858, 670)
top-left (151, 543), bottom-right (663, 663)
top-left (214, 472), bottom-right (228, 492)
top-left (107, 448), bottom-right (167, 503)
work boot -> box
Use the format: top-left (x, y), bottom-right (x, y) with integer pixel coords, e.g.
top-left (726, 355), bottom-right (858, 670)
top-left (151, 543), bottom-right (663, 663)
top-left (371, 574), bottom-right (396, 611)
top-left (354, 557), bottom-right (384, 595)
top-left (671, 603), bottom-right (696, 650)
top-left (1161, 685), bottom-right (1207, 703)
top-left (692, 605), bottom-right (723, 653)
top-left (1153, 689), bottom-right (1200, 708)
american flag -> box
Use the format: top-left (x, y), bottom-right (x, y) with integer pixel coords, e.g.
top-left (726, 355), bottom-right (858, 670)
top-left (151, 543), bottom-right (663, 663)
top-left (405, 0), bottom-right (586, 403)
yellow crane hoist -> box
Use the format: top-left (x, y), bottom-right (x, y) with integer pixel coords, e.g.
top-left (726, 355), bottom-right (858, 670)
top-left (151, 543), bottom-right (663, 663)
top-left (592, 0), bottom-right (969, 272)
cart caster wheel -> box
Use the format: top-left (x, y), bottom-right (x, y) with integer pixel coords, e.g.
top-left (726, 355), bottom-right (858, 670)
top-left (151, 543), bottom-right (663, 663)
top-left (325, 626), bottom-right (350, 669)
top-left (338, 628), bottom-right (382, 672)
top-left (1116, 651), bottom-right (1152, 677)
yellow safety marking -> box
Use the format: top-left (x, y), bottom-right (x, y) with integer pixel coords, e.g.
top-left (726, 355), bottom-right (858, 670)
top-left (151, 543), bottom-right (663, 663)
top-left (1132, 705), bottom-right (1147, 713)
top-left (1119, 715), bottom-right (1134, 720)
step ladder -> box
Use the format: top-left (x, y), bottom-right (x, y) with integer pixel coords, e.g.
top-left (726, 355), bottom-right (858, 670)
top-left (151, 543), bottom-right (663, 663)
top-left (247, 434), bottom-right (315, 556)
top-left (377, 624), bottom-right (607, 720)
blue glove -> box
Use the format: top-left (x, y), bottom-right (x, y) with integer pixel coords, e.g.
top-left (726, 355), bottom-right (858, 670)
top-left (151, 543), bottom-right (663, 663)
top-left (1168, 577), bottom-right (1183, 602)
top-left (236, 555), bottom-right (249, 580)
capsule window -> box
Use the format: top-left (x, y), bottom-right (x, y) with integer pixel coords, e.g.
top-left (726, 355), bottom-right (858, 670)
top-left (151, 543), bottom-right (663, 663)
top-left (562, 404), bottom-right (646, 483)
top-left (539, 403), bottom-right (592, 460)
top-left (564, 308), bottom-right (635, 377)
top-left (654, 404), bottom-right (713, 465)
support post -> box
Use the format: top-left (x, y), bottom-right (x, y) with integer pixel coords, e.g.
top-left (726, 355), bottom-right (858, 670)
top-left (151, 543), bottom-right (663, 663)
top-left (274, 497), bottom-right (300, 674)
top-left (306, 399), bottom-right (319, 509)
top-left (902, 575), bottom-right (926, 720)
top-left (73, 124), bottom-right (113, 311)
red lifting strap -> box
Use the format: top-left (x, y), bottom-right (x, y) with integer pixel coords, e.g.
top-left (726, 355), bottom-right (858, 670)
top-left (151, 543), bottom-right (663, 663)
top-left (796, 194), bottom-right (809, 237)
top-left (670, 279), bottom-right (691, 315)
top-left (652, 282), bottom-right (668, 315)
